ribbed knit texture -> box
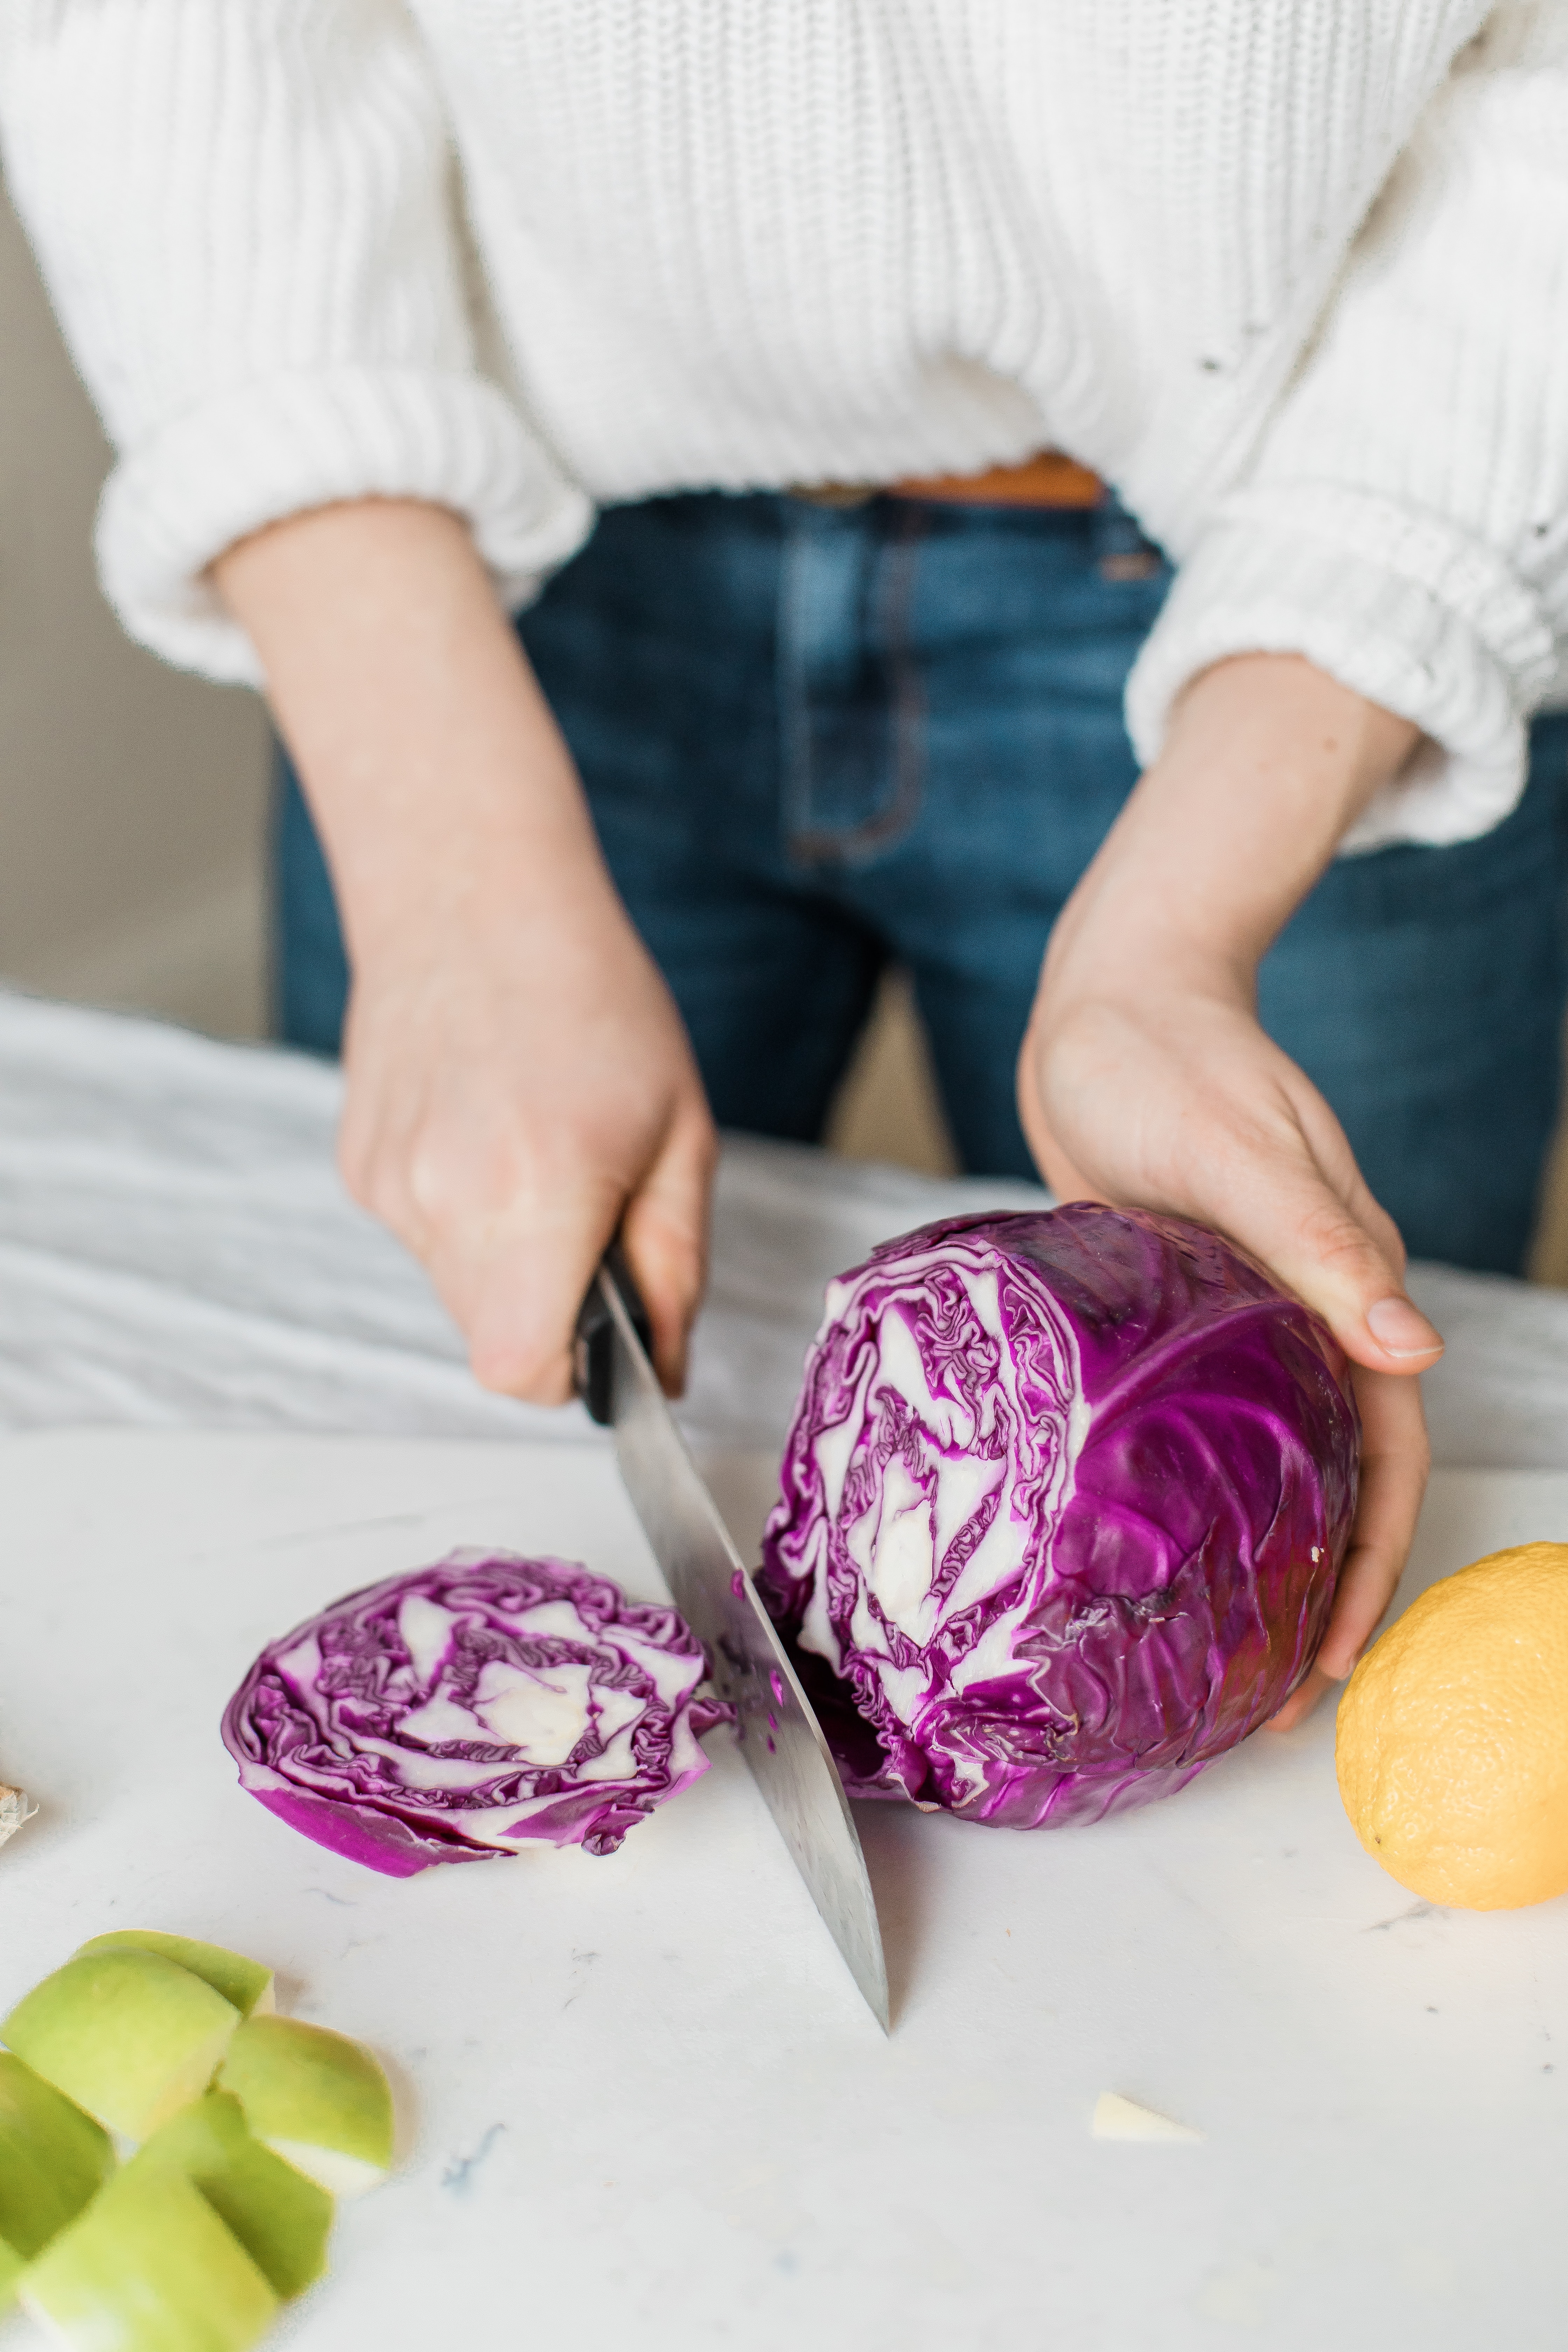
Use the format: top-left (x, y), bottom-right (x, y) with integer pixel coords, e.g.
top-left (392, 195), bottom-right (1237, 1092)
top-left (3, 2), bottom-right (1566, 842)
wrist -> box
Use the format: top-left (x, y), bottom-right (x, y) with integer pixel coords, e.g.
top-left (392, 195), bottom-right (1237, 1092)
top-left (216, 499), bottom-right (619, 976)
top-left (1041, 876), bottom-right (1256, 1016)
top-left (345, 817), bottom-right (621, 982)
top-left (1045, 655), bottom-right (1420, 994)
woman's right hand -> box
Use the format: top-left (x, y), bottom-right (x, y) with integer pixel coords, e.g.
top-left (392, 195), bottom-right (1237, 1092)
top-left (340, 875), bottom-right (715, 1405)
top-left (214, 495), bottom-right (716, 1404)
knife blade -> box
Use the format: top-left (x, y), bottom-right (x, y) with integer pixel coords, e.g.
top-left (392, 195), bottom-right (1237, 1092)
top-left (575, 1250), bottom-right (889, 2031)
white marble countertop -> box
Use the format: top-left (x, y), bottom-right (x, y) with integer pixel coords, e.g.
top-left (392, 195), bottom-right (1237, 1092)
top-left (1, 1431), bottom-right (1563, 2352)
top-left (2, 993), bottom-right (1566, 2346)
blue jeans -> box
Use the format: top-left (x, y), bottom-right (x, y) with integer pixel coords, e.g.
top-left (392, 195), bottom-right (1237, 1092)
top-left (275, 491), bottom-right (1568, 1275)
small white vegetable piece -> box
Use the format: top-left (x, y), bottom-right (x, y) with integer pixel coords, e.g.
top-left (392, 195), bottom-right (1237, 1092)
top-left (21, 2163), bottom-right (278, 2352)
top-left (0, 1787), bottom-right (34, 1849)
top-left (1091, 2091), bottom-right (1204, 2143)
top-left (74, 1932), bottom-right (275, 2021)
top-left (1, 1951), bottom-right (240, 2141)
top-left (217, 2016), bottom-right (393, 2198)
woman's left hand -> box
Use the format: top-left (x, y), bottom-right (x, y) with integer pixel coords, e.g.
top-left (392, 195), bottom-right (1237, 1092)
top-left (1017, 653), bottom-right (1439, 1721)
top-left (1020, 955), bottom-right (1433, 1727)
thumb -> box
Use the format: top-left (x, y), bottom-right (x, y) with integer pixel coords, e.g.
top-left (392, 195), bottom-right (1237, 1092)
top-left (1217, 1147), bottom-right (1442, 1377)
top-left (618, 1099), bottom-right (718, 1395)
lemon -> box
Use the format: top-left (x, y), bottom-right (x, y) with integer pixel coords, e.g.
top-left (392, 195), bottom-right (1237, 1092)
top-left (1335, 1541), bottom-right (1568, 1910)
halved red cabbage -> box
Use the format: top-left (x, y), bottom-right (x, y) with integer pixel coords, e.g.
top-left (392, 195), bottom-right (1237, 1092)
top-left (222, 1552), bottom-right (730, 1875)
top-left (758, 1206), bottom-right (1358, 1828)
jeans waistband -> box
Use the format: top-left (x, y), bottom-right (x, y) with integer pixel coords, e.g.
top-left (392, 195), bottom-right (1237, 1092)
top-left (794, 449), bottom-right (1104, 511)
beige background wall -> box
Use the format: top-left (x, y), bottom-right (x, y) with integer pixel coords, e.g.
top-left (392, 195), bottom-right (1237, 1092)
top-left (0, 172), bottom-right (270, 1037)
top-left (5, 163), bottom-right (1564, 1274)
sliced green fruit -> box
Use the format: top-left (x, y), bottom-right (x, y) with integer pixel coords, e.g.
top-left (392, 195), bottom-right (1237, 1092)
top-left (2, 1951), bottom-right (239, 2140)
top-left (21, 2164), bottom-right (278, 2352)
top-left (135, 2093), bottom-right (330, 2301)
top-left (217, 2016), bottom-right (393, 2198)
top-left (0, 2051), bottom-right (115, 2295)
top-left (74, 1935), bottom-right (275, 2021)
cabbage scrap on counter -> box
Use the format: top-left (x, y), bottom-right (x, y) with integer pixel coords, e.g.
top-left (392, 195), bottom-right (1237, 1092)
top-left (0, 1785), bottom-right (34, 1849)
top-left (224, 1552), bottom-right (732, 1875)
top-left (758, 1205), bottom-right (1359, 1827)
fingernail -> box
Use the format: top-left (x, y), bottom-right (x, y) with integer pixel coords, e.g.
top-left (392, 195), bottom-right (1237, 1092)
top-left (1365, 1295), bottom-right (1443, 1358)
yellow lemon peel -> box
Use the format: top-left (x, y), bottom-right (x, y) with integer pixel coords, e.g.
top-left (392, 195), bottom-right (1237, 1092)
top-left (1336, 1541), bottom-right (1568, 1911)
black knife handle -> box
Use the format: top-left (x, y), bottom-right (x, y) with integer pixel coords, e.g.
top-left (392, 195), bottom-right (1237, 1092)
top-left (573, 1239), bottom-right (654, 1426)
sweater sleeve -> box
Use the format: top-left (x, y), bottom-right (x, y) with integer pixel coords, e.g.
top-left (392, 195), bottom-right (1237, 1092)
top-left (1125, 3), bottom-right (1568, 851)
top-left (0, 0), bottom-right (592, 685)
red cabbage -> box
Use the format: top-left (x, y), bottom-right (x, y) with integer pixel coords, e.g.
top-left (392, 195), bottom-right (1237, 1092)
top-left (758, 1206), bottom-right (1358, 1828)
top-left (222, 1552), bottom-right (730, 1874)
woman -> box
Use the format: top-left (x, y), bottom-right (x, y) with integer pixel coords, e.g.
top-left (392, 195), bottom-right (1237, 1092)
top-left (4, 3), bottom-right (1567, 1723)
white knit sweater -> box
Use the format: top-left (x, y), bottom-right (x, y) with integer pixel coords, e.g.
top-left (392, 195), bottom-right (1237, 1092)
top-left (4, 2), bottom-right (1568, 848)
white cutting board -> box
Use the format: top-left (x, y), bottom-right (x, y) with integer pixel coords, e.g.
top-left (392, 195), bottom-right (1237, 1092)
top-left (0, 1431), bottom-right (1564, 2352)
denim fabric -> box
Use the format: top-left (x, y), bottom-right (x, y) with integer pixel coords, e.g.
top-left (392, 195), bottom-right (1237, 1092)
top-left (274, 490), bottom-right (1568, 1275)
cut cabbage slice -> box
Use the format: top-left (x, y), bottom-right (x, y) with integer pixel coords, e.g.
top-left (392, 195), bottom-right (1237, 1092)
top-left (217, 2017), bottom-right (392, 2198)
top-left (1, 1951), bottom-right (239, 2141)
top-left (222, 1551), bottom-right (732, 1872)
top-left (74, 1933), bottom-right (275, 2021)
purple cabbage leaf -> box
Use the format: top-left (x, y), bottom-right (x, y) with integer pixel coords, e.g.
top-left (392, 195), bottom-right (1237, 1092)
top-left (223, 1551), bottom-right (732, 1874)
top-left (757, 1205), bottom-right (1359, 1829)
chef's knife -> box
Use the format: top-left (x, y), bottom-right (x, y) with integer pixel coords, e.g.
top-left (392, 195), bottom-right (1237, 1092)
top-left (575, 1248), bottom-right (890, 2031)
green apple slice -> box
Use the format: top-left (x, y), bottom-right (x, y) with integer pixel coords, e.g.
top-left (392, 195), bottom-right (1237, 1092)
top-left (0, 2052), bottom-right (114, 2299)
top-left (136, 2092), bottom-right (330, 2301)
top-left (2, 1950), bottom-right (239, 2140)
top-left (21, 2163), bottom-right (278, 2352)
top-left (74, 1934), bottom-right (275, 2021)
top-left (217, 2016), bottom-right (393, 2198)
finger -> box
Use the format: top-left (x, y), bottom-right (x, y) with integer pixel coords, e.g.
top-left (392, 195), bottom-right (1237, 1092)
top-left (1014, 1041), bottom-right (1097, 1205)
top-left (336, 1014), bottom-right (440, 1258)
top-left (1028, 1139), bottom-right (1098, 1207)
top-left (619, 1099), bottom-right (719, 1397)
top-left (1264, 1661), bottom-right (1334, 1734)
top-left (338, 1117), bottom-right (434, 1262)
top-left (1263, 1356), bottom-right (1429, 1735)
top-left (1204, 1140), bottom-right (1443, 1377)
top-left (447, 1180), bottom-right (625, 1405)
top-left (1312, 1361), bottom-right (1430, 1680)
top-left (1021, 1006), bottom-right (1445, 1373)
top-left (1265, 1372), bottom-right (1428, 1730)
